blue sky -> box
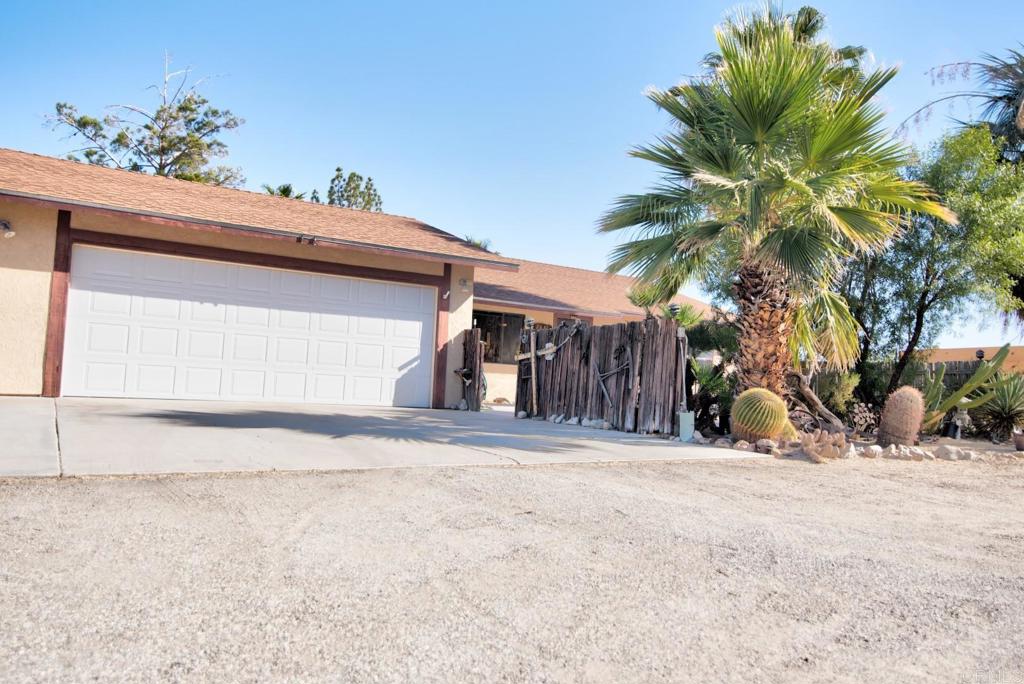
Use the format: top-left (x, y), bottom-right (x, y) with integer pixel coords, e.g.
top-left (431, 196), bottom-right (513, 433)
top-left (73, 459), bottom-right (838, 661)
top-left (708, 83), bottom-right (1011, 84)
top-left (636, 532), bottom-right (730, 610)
top-left (3, 0), bottom-right (1021, 347)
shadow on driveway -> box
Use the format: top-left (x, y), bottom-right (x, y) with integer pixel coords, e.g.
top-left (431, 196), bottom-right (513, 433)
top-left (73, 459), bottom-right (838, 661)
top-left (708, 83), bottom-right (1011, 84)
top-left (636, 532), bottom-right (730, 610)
top-left (125, 406), bottom-right (678, 455)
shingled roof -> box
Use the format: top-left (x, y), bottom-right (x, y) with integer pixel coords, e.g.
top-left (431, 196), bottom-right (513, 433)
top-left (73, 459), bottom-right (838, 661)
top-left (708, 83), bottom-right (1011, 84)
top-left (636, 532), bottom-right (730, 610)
top-left (474, 258), bottom-right (711, 319)
top-left (0, 148), bottom-right (515, 270)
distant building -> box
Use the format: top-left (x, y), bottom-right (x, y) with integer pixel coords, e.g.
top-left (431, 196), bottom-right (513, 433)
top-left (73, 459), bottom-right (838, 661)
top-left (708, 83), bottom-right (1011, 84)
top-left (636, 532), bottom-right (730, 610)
top-left (919, 346), bottom-right (1024, 372)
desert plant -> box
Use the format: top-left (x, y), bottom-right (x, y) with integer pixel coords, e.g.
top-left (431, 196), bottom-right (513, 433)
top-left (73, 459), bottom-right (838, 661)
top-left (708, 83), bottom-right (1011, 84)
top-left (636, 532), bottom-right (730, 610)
top-left (731, 388), bottom-right (791, 442)
top-left (691, 360), bottom-right (736, 433)
top-left (877, 386), bottom-right (925, 447)
top-left (921, 344), bottom-right (1010, 431)
top-left (660, 302), bottom-right (704, 329)
top-left (815, 371), bottom-right (860, 417)
top-left (599, 6), bottom-right (954, 396)
top-left (974, 373), bottom-right (1024, 441)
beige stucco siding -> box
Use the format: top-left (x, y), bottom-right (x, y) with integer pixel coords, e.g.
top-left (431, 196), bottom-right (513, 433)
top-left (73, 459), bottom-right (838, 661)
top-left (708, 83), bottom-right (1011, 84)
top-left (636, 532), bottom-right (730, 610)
top-left (444, 264), bottom-right (474, 407)
top-left (0, 200), bottom-right (471, 403)
top-left (0, 202), bottom-right (58, 394)
top-left (483, 362), bottom-right (518, 404)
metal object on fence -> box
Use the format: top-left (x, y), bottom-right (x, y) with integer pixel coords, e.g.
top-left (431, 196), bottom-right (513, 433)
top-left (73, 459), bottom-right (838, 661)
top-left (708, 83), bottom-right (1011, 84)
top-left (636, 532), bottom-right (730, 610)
top-left (596, 346), bottom-right (632, 409)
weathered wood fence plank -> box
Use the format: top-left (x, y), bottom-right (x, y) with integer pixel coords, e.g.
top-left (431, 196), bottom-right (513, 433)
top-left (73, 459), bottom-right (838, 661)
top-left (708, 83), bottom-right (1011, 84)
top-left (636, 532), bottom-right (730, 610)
top-left (514, 318), bottom-right (683, 435)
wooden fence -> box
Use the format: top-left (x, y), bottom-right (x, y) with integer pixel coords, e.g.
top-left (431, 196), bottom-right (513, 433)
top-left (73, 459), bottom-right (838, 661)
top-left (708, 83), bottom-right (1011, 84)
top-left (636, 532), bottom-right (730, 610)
top-left (513, 318), bottom-right (685, 435)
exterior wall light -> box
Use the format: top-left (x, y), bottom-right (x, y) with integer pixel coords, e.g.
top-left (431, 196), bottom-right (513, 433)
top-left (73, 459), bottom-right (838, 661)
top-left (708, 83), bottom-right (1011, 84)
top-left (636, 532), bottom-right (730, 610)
top-left (0, 220), bottom-right (14, 239)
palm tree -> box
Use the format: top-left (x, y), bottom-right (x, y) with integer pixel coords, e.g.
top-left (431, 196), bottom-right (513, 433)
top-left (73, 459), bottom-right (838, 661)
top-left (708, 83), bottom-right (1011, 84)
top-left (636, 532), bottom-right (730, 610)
top-left (262, 183), bottom-right (307, 200)
top-left (906, 47), bottom-right (1024, 164)
top-left (599, 7), bottom-right (953, 396)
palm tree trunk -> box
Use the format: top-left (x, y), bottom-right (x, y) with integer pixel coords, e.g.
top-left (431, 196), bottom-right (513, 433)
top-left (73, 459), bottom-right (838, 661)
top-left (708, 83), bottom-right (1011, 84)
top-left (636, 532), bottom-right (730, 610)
top-left (734, 262), bottom-right (794, 396)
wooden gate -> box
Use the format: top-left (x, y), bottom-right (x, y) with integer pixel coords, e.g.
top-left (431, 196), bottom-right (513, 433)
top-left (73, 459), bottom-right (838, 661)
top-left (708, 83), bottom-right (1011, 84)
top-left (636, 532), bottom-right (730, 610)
top-left (458, 328), bottom-right (485, 411)
top-left (514, 318), bottom-right (684, 435)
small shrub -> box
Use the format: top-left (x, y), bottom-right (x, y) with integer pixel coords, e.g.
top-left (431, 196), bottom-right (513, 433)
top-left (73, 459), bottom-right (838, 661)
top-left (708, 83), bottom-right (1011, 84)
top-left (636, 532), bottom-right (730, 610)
top-left (973, 374), bottom-right (1024, 442)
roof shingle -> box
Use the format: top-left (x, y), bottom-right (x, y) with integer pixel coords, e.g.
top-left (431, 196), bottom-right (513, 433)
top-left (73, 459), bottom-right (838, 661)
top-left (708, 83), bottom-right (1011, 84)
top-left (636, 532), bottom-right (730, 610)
top-left (475, 258), bottom-right (711, 318)
top-left (0, 148), bottom-right (515, 269)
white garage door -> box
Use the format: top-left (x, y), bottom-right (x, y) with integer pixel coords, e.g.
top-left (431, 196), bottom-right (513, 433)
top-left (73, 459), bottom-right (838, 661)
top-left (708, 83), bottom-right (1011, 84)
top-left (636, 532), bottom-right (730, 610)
top-left (62, 245), bottom-right (436, 407)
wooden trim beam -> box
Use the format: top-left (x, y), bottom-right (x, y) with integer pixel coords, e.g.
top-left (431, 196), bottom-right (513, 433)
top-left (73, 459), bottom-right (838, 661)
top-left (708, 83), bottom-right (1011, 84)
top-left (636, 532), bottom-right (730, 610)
top-left (70, 229), bottom-right (448, 288)
top-left (41, 210), bottom-right (72, 397)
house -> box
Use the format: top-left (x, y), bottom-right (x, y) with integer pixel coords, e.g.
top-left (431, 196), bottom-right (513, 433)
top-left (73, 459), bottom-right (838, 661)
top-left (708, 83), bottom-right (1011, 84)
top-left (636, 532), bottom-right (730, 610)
top-left (473, 259), bottom-right (711, 403)
top-left (920, 346), bottom-right (1024, 372)
top-left (0, 148), bottom-right (517, 409)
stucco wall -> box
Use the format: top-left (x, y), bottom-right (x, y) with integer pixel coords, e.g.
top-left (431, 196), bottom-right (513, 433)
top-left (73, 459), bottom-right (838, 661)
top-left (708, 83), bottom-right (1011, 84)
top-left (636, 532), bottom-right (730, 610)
top-left (0, 201), bottom-right (58, 394)
top-left (445, 264), bottom-right (475, 407)
top-left (0, 200), bottom-right (470, 403)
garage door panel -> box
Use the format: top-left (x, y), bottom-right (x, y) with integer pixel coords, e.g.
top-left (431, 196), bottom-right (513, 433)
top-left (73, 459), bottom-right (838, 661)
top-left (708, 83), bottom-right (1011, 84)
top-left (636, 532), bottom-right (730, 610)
top-left (63, 245), bottom-right (435, 407)
top-left (136, 364), bottom-right (176, 394)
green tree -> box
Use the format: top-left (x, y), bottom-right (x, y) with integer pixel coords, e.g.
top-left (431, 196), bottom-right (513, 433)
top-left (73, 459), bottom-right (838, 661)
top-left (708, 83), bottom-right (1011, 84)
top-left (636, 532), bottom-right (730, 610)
top-left (324, 166), bottom-right (382, 211)
top-left (261, 183), bottom-right (306, 199)
top-left (599, 6), bottom-right (952, 396)
top-left (49, 59), bottom-right (244, 187)
top-left (841, 127), bottom-right (1024, 395)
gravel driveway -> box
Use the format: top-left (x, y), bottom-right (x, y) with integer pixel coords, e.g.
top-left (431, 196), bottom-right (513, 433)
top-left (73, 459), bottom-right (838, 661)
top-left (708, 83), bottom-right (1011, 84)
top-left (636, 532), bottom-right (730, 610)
top-left (2, 458), bottom-right (1023, 683)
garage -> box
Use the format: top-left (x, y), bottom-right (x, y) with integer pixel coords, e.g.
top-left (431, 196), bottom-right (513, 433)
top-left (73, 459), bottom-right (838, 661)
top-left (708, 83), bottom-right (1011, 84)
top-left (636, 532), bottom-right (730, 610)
top-left (60, 245), bottom-right (437, 407)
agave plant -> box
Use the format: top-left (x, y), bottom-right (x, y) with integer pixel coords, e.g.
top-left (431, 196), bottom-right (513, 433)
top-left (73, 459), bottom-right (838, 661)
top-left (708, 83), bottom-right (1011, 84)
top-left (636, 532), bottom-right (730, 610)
top-left (974, 373), bottom-right (1024, 441)
top-left (920, 344), bottom-right (1010, 432)
top-left (599, 6), bottom-right (953, 396)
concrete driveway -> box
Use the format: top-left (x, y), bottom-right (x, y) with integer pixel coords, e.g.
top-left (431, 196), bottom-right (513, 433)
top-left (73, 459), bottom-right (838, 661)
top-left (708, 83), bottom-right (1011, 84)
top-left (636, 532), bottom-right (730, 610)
top-left (1, 397), bottom-right (759, 477)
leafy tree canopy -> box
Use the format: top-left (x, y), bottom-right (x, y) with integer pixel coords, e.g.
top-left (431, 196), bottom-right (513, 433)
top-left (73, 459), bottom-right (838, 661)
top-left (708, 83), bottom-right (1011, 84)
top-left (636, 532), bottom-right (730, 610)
top-left (841, 126), bottom-right (1024, 394)
top-left (50, 59), bottom-right (244, 187)
top-left (323, 166), bottom-right (382, 211)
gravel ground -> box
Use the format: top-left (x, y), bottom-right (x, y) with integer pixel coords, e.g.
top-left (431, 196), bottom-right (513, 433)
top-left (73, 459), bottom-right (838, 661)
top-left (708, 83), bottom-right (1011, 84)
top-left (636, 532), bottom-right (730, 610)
top-left (1, 458), bottom-right (1023, 683)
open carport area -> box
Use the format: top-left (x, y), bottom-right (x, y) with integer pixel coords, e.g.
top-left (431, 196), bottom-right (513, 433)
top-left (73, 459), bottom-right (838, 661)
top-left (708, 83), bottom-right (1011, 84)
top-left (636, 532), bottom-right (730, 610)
top-left (2, 456), bottom-right (1022, 682)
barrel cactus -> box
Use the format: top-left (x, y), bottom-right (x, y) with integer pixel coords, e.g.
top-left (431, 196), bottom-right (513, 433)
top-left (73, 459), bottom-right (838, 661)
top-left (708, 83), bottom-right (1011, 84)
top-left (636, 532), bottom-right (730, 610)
top-left (877, 385), bottom-right (925, 447)
top-left (731, 388), bottom-right (790, 442)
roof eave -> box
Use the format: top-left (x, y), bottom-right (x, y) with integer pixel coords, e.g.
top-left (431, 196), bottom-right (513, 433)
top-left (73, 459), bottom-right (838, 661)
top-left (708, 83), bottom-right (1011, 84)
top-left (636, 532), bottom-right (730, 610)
top-left (473, 295), bottom-right (644, 319)
top-left (0, 189), bottom-right (519, 272)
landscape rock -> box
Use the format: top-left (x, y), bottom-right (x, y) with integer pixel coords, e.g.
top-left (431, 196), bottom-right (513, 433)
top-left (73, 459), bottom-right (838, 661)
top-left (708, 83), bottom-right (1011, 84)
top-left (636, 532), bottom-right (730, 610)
top-left (960, 449), bottom-right (978, 461)
top-left (553, 414), bottom-right (565, 424)
top-left (907, 447), bottom-right (926, 461)
top-left (713, 438), bottom-right (734, 448)
top-left (733, 440), bottom-right (752, 452)
top-left (770, 448), bottom-right (784, 458)
top-left (755, 439), bottom-right (778, 454)
top-left (515, 410), bottom-right (528, 419)
top-left (565, 417), bottom-right (579, 426)
top-left (884, 445), bottom-right (900, 459)
top-left (457, 399), bottom-right (469, 411)
top-left (865, 445), bottom-right (883, 458)
top-left (935, 445), bottom-right (962, 461)
top-left (841, 444), bottom-right (857, 459)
